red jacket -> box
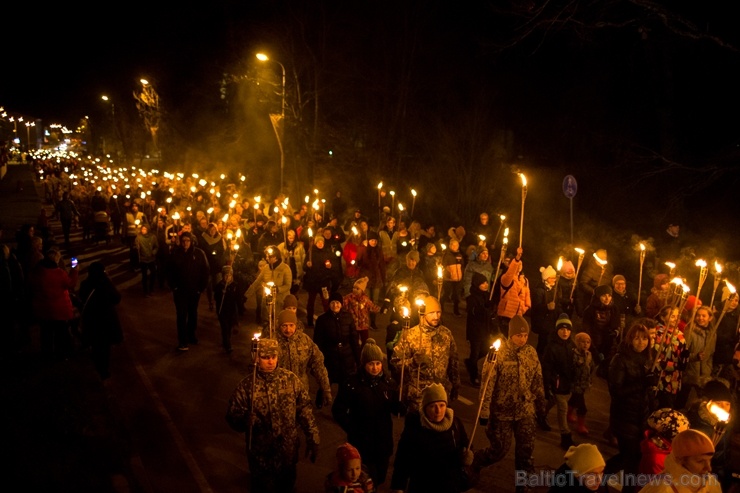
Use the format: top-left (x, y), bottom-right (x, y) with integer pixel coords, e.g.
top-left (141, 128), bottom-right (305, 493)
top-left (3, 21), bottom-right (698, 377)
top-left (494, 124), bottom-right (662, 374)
top-left (31, 259), bottom-right (78, 321)
top-left (639, 429), bottom-right (672, 475)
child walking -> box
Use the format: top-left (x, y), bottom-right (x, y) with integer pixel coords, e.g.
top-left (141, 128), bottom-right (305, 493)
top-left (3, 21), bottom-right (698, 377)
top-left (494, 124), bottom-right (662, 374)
top-left (343, 277), bottom-right (381, 345)
top-left (325, 443), bottom-right (375, 493)
top-left (569, 331), bottom-right (597, 436)
top-left (542, 313), bottom-right (578, 449)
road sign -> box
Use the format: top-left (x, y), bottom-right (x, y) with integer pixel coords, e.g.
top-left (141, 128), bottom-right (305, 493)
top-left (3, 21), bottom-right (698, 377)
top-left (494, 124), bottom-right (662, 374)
top-left (563, 175), bottom-right (577, 199)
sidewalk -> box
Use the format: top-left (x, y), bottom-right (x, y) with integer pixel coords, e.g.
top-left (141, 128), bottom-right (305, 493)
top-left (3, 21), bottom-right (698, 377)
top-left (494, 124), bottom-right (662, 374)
top-left (1, 166), bottom-right (142, 492)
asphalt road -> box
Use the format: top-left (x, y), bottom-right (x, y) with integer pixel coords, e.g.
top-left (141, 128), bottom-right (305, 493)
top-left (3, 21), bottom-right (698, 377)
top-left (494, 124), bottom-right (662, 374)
top-left (1, 164), bottom-right (620, 493)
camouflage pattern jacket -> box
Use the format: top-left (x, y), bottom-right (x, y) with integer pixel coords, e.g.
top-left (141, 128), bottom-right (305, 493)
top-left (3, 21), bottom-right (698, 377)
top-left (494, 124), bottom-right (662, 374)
top-left (479, 340), bottom-right (546, 421)
top-left (225, 366), bottom-right (319, 470)
top-left (391, 322), bottom-right (460, 411)
top-left (275, 331), bottom-right (332, 394)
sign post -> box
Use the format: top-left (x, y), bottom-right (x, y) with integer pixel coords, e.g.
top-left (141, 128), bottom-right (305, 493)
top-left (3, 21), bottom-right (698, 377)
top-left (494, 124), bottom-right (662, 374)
top-left (562, 175), bottom-right (577, 244)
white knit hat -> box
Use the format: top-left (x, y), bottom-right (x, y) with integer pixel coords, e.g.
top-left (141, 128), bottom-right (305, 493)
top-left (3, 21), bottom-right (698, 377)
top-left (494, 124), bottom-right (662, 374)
top-left (540, 265), bottom-right (557, 281)
top-left (564, 444), bottom-right (605, 477)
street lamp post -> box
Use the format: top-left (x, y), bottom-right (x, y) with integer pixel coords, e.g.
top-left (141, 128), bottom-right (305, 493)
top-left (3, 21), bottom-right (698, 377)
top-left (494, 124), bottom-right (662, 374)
top-left (25, 121), bottom-right (36, 151)
top-left (101, 95), bottom-right (116, 155)
top-left (256, 53), bottom-right (286, 194)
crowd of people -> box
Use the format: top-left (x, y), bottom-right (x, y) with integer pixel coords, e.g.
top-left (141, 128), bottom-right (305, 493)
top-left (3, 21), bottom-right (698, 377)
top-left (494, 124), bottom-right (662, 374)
top-left (2, 152), bottom-right (739, 493)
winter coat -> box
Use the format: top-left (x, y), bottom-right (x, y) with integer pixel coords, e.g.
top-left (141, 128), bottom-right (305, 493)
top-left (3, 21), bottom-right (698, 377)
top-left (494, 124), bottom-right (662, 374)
top-left (442, 248), bottom-right (464, 283)
top-left (332, 367), bottom-right (398, 462)
top-left (200, 231), bottom-right (225, 276)
top-left (608, 346), bottom-right (651, 442)
top-left (343, 292), bottom-right (381, 332)
top-left (496, 258), bottom-right (531, 318)
top-left (571, 347), bottom-right (595, 394)
top-left (125, 210), bottom-right (146, 238)
top-left (275, 330), bottom-right (331, 395)
top-left (391, 322), bottom-right (460, 411)
top-left (278, 239), bottom-right (306, 283)
top-left (245, 258), bottom-right (292, 307)
top-left (542, 332), bottom-right (577, 395)
top-left (639, 429), bottom-right (672, 475)
top-left (78, 271), bottom-right (122, 346)
top-left (303, 244), bottom-right (334, 292)
top-left (314, 309), bottom-right (361, 384)
top-left (390, 409), bottom-right (470, 493)
top-left (214, 279), bottom-right (240, 325)
top-left (465, 285), bottom-right (492, 342)
top-left (682, 324), bottom-right (715, 387)
top-left (166, 244), bottom-right (210, 294)
top-left (135, 231), bottom-right (158, 264)
top-left (357, 243), bottom-right (385, 290)
top-left (530, 280), bottom-right (557, 336)
top-left (576, 256), bottom-right (612, 314)
top-left (30, 258), bottom-right (79, 321)
top-left (653, 323), bottom-right (688, 395)
top-left (343, 240), bottom-right (362, 279)
top-left (225, 366), bottom-right (319, 473)
top-left (480, 339), bottom-right (546, 421)
top-left (462, 257), bottom-right (493, 298)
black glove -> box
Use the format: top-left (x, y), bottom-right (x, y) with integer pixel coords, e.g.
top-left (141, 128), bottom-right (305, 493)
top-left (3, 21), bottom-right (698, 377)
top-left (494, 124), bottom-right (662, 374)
top-left (478, 417), bottom-right (488, 427)
top-left (306, 441), bottom-right (319, 463)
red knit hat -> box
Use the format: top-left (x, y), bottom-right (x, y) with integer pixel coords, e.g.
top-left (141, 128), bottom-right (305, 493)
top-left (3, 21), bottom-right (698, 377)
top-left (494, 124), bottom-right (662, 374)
top-left (336, 443), bottom-right (361, 464)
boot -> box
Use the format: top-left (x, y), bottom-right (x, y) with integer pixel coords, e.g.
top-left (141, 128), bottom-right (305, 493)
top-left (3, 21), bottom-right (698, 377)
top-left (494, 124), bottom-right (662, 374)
top-left (567, 406), bottom-right (577, 423)
top-left (536, 413), bottom-right (552, 432)
top-left (576, 415), bottom-right (590, 435)
top-left (560, 432), bottom-right (575, 450)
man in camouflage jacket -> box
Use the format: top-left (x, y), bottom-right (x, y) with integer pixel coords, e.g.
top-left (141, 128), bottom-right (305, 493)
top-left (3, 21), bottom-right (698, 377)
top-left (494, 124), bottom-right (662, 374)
top-left (225, 337), bottom-right (319, 492)
top-left (391, 295), bottom-right (460, 413)
top-left (274, 309), bottom-right (333, 407)
top-left (473, 315), bottom-right (546, 484)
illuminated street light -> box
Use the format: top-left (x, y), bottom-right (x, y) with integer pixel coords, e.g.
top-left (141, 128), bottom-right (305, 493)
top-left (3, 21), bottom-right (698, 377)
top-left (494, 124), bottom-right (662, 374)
top-left (25, 121), bottom-right (36, 150)
top-left (256, 52), bottom-right (286, 194)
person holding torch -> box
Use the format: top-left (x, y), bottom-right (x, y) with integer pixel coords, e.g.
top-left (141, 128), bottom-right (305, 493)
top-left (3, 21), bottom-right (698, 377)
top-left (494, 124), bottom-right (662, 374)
top-left (225, 337), bottom-right (320, 493)
top-left (471, 315), bottom-right (547, 483)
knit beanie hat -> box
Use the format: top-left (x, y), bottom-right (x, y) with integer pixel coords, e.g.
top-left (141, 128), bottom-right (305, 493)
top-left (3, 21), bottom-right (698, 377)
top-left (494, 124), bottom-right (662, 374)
top-left (508, 315), bottom-right (530, 338)
top-left (612, 274), bottom-right (626, 286)
top-left (671, 429), bottom-right (714, 459)
top-left (367, 230), bottom-right (379, 241)
top-left (560, 260), bottom-right (575, 278)
top-left (471, 272), bottom-right (489, 290)
top-left (475, 245), bottom-right (489, 258)
top-left (654, 274), bottom-right (669, 289)
top-left (455, 226), bottom-right (466, 240)
top-left (647, 408), bottom-right (690, 441)
top-left (361, 338), bottom-right (384, 366)
top-left (277, 309), bottom-right (297, 326)
top-left (556, 313), bottom-right (572, 330)
top-left (702, 379), bottom-right (732, 403)
top-left (354, 276), bottom-right (369, 292)
top-left (282, 294), bottom-right (298, 309)
top-left (540, 265), bottom-right (557, 281)
top-left (594, 284), bottom-right (613, 298)
top-left (406, 250), bottom-right (420, 263)
top-left (336, 443), bottom-right (361, 465)
top-left (329, 291), bottom-right (344, 304)
top-left (421, 383), bottom-right (447, 409)
top-left (423, 295), bottom-right (442, 313)
top-left (258, 338), bottom-right (279, 358)
top-left (574, 332), bottom-right (591, 345)
top-left (564, 444), bottom-right (606, 477)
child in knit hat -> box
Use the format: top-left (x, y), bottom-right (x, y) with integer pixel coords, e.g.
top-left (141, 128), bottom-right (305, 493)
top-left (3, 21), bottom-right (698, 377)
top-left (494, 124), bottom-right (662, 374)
top-left (343, 276), bottom-right (381, 344)
top-left (325, 442), bottom-right (376, 493)
top-left (568, 332), bottom-right (596, 437)
top-left (548, 443), bottom-right (607, 491)
top-left (639, 408), bottom-right (690, 475)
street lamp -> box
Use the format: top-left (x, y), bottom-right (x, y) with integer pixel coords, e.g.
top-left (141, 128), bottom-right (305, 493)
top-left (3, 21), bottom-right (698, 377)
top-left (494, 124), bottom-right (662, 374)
top-left (256, 52), bottom-right (286, 194)
top-left (101, 95), bottom-right (116, 155)
top-left (25, 121), bottom-right (36, 150)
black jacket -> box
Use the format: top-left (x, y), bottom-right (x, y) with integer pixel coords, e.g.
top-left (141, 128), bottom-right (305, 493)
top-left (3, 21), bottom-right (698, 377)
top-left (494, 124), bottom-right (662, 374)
top-left (314, 309), bottom-right (361, 384)
top-left (542, 332), bottom-right (577, 395)
top-left (166, 244), bottom-right (210, 293)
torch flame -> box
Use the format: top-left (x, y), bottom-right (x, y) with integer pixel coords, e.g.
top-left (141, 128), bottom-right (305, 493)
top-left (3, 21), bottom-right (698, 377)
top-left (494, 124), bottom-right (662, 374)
top-left (399, 285), bottom-right (408, 293)
top-left (492, 339), bottom-right (502, 351)
top-left (575, 247), bottom-right (585, 255)
top-left (715, 261), bottom-right (723, 274)
top-left (253, 333), bottom-right (261, 341)
top-left (503, 237), bottom-right (509, 245)
top-left (504, 227), bottom-right (509, 237)
top-left (696, 259), bottom-right (707, 268)
top-left (726, 281), bottom-right (736, 294)
top-left (499, 214), bottom-right (506, 221)
top-left (351, 226), bottom-right (358, 236)
top-left (411, 189), bottom-right (417, 197)
top-left (437, 265), bottom-right (443, 279)
top-left (402, 306), bottom-right (409, 318)
top-left (308, 228), bottom-right (313, 237)
top-left (708, 402), bottom-right (730, 422)
top-left (479, 235), bottom-right (486, 241)
top-left (519, 173), bottom-right (527, 187)
top-left (398, 203), bottom-right (404, 211)
top-left (665, 261), bottom-right (676, 270)
top-left (682, 284), bottom-right (690, 293)
top-left (377, 181), bottom-right (383, 189)
top-left (639, 242), bottom-right (645, 251)
top-left (557, 256), bottom-right (563, 271)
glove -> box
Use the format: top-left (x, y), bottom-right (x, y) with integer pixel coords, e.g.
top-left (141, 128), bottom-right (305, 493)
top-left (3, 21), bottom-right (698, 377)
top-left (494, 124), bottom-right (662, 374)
top-left (478, 417), bottom-right (488, 427)
top-left (306, 441), bottom-right (319, 463)
top-left (322, 389), bottom-right (333, 408)
top-left (461, 448), bottom-right (474, 467)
